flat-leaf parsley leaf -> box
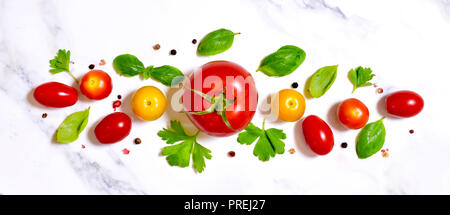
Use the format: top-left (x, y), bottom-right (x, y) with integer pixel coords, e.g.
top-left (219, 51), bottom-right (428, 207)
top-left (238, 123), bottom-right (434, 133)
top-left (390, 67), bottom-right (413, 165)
top-left (49, 49), bottom-right (78, 83)
top-left (348, 66), bottom-right (374, 93)
top-left (158, 120), bottom-right (212, 173)
top-left (237, 120), bottom-right (286, 161)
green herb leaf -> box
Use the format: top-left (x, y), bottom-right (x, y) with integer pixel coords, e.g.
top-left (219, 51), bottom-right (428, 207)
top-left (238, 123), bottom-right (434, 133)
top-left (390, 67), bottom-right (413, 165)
top-left (356, 117), bottom-right (386, 159)
top-left (158, 120), bottom-right (212, 173)
top-left (257, 45), bottom-right (306, 77)
top-left (307, 65), bottom-right (338, 98)
top-left (237, 121), bottom-right (286, 161)
top-left (197, 28), bottom-right (240, 56)
top-left (56, 107), bottom-right (90, 143)
top-left (144, 65), bottom-right (184, 87)
top-left (113, 54), bottom-right (146, 77)
top-left (348, 66), bottom-right (374, 93)
top-left (49, 49), bottom-right (78, 82)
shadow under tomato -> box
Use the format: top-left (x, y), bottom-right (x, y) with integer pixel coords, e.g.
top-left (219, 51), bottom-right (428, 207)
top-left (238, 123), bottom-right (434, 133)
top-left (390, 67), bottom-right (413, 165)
top-left (293, 118), bottom-right (317, 158)
top-left (326, 101), bottom-right (348, 132)
top-left (376, 95), bottom-right (395, 119)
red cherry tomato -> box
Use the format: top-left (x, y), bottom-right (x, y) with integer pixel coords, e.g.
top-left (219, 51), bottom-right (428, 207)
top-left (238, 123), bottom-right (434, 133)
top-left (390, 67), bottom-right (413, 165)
top-left (182, 61), bottom-right (258, 137)
top-left (33, 82), bottom-right (78, 108)
top-left (302, 115), bottom-right (334, 155)
top-left (80, 70), bottom-right (112, 100)
top-left (94, 112), bottom-right (132, 144)
top-left (337, 98), bottom-right (369, 129)
top-left (385, 90), bottom-right (424, 118)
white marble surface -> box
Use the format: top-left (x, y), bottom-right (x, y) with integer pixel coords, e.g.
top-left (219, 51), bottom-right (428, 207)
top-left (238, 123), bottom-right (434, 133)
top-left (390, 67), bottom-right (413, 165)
top-left (1, 0), bottom-right (450, 194)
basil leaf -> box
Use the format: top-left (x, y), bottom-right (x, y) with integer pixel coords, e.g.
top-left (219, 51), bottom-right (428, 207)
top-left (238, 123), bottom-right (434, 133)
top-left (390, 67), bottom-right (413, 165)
top-left (356, 117), bottom-right (386, 159)
top-left (307, 65), bottom-right (338, 98)
top-left (197, 28), bottom-right (240, 56)
top-left (145, 65), bottom-right (184, 87)
top-left (257, 45), bottom-right (306, 77)
top-left (56, 107), bottom-right (90, 143)
top-left (113, 54), bottom-right (146, 77)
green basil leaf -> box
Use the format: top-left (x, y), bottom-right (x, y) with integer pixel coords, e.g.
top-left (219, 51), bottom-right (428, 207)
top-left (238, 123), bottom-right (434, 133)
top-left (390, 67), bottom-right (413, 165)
top-left (257, 45), bottom-right (306, 77)
top-left (307, 65), bottom-right (338, 98)
top-left (146, 65), bottom-right (184, 87)
top-left (356, 117), bottom-right (386, 159)
top-left (197, 28), bottom-right (240, 56)
top-left (113, 54), bottom-right (146, 77)
top-left (56, 107), bottom-right (90, 143)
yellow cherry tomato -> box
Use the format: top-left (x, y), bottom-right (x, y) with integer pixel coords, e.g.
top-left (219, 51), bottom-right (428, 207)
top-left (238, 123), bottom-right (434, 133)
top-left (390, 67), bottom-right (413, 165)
top-left (271, 89), bottom-right (306, 122)
top-left (131, 86), bottom-right (167, 121)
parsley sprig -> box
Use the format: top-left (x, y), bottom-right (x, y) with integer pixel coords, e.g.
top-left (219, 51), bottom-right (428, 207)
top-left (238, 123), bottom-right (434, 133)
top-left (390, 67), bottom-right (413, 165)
top-left (49, 49), bottom-right (78, 83)
top-left (348, 66), bottom-right (374, 93)
top-left (237, 120), bottom-right (286, 161)
top-left (158, 120), bottom-right (212, 173)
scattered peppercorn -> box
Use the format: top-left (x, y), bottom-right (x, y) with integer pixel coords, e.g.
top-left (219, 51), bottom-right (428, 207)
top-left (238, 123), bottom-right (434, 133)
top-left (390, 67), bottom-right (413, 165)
top-left (153, 44), bottom-right (160, 50)
top-left (88, 64), bottom-right (95, 70)
top-left (291, 82), bottom-right (299, 89)
top-left (377, 88), bottom-right (384, 94)
top-left (122, 148), bottom-right (130, 155)
top-left (170, 49), bottom-right (177, 55)
top-left (192, 39), bottom-right (197, 44)
top-left (113, 100), bottom-right (122, 111)
top-left (341, 142), bottom-right (348, 148)
top-left (117, 95), bottom-right (122, 100)
top-left (228, 151), bottom-right (236, 157)
top-left (288, 148), bottom-right (295, 154)
top-left (409, 129), bottom-right (414, 134)
top-left (42, 113), bottom-right (48, 118)
top-left (134, 138), bottom-right (142, 145)
top-left (81, 145), bottom-right (85, 149)
top-left (99, 59), bottom-right (106, 66)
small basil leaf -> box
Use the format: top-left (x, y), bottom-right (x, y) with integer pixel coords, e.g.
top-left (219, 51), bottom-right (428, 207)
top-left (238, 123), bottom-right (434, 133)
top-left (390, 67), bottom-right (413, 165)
top-left (197, 28), bottom-right (240, 56)
top-left (56, 107), bottom-right (90, 143)
top-left (257, 45), bottom-right (306, 77)
top-left (356, 117), bottom-right (386, 159)
top-left (113, 54), bottom-right (146, 77)
top-left (307, 65), bottom-right (338, 98)
top-left (147, 65), bottom-right (184, 87)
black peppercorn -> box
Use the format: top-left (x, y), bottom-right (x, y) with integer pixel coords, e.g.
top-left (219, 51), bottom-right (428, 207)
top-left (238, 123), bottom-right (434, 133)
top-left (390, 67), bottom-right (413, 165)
top-left (192, 39), bottom-right (197, 44)
top-left (42, 113), bottom-right (48, 118)
top-left (291, 82), bottom-right (299, 89)
top-left (170, 49), bottom-right (177, 55)
top-left (117, 95), bottom-right (122, 100)
top-left (134, 138), bottom-right (142, 144)
top-left (88, 64), bottom-right (95, 70)
top-left (341, 142), bottom-right (348, 148)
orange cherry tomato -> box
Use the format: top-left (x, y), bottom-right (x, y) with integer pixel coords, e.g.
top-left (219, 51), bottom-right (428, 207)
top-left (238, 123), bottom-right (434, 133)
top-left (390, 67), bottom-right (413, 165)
top-left (337, 98), bottom-right (369, 129)
top-left (80, 70), bottom-right (112, 100)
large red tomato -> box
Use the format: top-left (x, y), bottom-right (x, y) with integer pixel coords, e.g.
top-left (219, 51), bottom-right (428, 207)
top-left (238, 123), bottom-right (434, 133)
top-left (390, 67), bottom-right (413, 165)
top-left (33, 82), bottom-right (78, 108)
top-left (302, 115), bottom-right (334, 155)
top-left (182, 61), bottom-right (258, 137)
top-left (94, 112), bottom-right (132, 144)
top-left (385, 90), bottom-right (424, 118)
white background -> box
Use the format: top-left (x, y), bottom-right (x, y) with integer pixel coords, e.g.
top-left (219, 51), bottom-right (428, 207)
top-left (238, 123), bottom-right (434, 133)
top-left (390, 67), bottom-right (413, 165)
top-left (1, 0), bottom-right (450, 194)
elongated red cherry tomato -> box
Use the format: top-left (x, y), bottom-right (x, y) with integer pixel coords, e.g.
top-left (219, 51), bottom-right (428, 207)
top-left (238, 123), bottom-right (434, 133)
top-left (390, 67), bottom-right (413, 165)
top-left (94, 112), bottom-right (132, 144)
top-left (302, 115), bottom-right (334, 155)
top-left (33, 82), bottom-right (78, 108)
top-left (385, 90), bottom-right (424, 118)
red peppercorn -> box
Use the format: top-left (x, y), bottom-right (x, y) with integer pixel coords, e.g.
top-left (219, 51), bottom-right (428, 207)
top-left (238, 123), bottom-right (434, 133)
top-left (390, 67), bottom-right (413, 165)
top-left (113, 100), bottom-right (122, 111)
top-left (409, 129), bottom-right (414, 134)
top-left (228, 151), bottom-right (236, 157)
top-left (377, 88), bottom-right (384, 94)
